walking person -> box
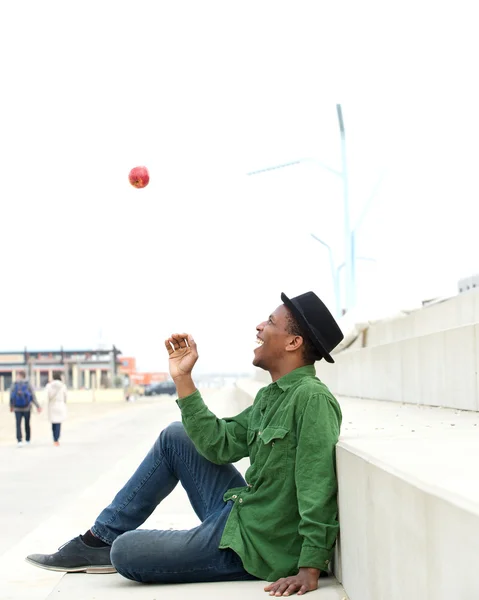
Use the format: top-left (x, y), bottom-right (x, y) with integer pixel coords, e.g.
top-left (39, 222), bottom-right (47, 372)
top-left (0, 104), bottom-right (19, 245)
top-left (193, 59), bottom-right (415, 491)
top-left (10, 370), bottom-right (42, 447)
top-left (45, 372), bottom-right (67, 446)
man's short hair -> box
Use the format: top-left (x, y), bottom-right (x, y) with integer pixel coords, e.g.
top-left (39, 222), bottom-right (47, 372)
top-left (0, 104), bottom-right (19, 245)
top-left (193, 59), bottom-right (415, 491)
top-left (285, 312), bottom-right (322, 364)
top-left (52, 371), bottom-right (62, 381)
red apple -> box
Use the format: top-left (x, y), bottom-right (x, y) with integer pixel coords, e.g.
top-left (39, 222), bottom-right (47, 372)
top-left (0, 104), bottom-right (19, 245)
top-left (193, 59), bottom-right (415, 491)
top-left (129, 166), bottom-right (150, 188)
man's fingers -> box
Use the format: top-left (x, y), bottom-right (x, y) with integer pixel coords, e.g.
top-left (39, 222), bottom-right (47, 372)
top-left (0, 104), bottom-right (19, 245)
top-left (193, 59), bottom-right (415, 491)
top-left (171, 337), bottom-right (181, 350)
top-left (264, 583), bottom-right (274, 591)
top-left (265, 579), bottom-right (283, 593)
top-left (283, 582), bottom-right (302, 596)
top-left (268, 586), bottom-right (280, 595)
top-left (165, 334), bottom-right (196, 357)
top-left (265, 579), bottom-right (304, 597)
top-left (296, 584), bottom-right (309, 596)
top-left (273, 581), bottom-right (291, 596)
top-left (172, 333), bottom-right (188, 348)
top-left (171, 333), bottom-right (190, 349)
top-left (164, 339), bottom-right (174, 355)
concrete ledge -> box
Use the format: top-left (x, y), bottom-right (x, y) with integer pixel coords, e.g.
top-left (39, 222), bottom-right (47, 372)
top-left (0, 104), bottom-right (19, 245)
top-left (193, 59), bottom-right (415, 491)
top-left (47, 573), bottom-right (346, 599)
top-left (360, 290), bottom-right (479, 347)
top-left (337, 396), bottom-right (479, 600)
top-left (338, 446), bottom-right (479, 600)
top-left (319, 323), bottom-right (479, 411)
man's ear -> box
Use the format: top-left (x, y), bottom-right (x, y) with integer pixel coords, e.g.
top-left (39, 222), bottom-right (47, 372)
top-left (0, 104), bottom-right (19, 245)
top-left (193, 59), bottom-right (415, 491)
top-left (286, 336), bottom-right (304, 353)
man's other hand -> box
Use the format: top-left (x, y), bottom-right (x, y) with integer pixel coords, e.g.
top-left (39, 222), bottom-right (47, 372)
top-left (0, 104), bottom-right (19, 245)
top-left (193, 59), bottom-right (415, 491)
top-left (264, 568), bottom-right (320, 596)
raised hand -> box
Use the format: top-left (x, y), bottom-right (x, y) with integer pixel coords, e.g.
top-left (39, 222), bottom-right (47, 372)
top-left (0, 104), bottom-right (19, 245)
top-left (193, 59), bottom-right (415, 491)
top-left (164, 333), bottom-right (198, 381)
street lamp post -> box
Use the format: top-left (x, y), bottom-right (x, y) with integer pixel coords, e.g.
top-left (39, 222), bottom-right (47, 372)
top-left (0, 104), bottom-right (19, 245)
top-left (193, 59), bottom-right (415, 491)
top-left (247, 103), bottom-right (356, 313)
top-left (337, 104), bottom-right (355, 310)
top-left (311, 233), bottom-right (376, 317)
top-left (247, 104), bottom-right (384, 316)
top-left (310, 233), bottom-right (341, 318)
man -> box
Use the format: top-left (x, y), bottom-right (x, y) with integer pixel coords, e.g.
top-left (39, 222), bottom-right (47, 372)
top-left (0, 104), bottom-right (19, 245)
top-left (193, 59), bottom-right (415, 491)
top-left (10, 370), bottom-right (42, 447)
top-left (26, 292), bottom-right (343, 596)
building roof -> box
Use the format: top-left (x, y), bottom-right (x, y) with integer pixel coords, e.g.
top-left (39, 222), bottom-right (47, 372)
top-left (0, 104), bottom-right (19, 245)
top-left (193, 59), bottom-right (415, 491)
top-left (0, 347), bottom-right (121, 356)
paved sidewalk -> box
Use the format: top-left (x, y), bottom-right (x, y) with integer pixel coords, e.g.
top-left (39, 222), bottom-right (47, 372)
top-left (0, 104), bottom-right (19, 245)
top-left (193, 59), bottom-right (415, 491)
top-left (1, 387), bottom-right (347, 600)
top-left (0, 399), bottom-right (133, 447)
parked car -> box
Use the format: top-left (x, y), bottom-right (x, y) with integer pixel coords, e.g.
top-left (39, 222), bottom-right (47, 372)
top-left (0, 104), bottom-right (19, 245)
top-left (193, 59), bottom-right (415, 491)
top-left (144, 381), bottom-right (177, 396)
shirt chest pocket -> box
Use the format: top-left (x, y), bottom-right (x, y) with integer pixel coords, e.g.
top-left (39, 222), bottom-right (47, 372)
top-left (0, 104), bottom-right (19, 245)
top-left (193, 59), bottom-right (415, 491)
top-left (255, 426), bottom-right (290, 474)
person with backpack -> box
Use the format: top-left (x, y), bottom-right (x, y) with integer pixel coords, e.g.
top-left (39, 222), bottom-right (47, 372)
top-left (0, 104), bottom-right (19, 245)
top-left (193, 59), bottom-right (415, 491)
top-left (10, 370), bottom-right (42, 447)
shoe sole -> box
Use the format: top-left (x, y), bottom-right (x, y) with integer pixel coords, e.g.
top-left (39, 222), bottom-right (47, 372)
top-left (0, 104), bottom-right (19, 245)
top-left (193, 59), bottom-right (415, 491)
top-left (25, 557), bottom-right (116, 574)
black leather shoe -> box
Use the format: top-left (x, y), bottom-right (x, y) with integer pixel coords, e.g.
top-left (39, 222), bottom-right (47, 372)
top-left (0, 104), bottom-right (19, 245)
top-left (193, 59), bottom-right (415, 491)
top-left (25, 535), bottom-right (116, 573)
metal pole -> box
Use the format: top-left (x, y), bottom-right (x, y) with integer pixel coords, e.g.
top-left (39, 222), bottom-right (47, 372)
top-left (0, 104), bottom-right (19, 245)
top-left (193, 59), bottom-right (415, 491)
top-left (337, 252), bottom-right (376, 304)
top-left (247, 104), bottom-right (377, 315)
top-left (337, 104), bottom-right (355, 311)
top-left (311, 234), bottom-right (341, 318)
top-left (354, 169), bottom-right (386, 232)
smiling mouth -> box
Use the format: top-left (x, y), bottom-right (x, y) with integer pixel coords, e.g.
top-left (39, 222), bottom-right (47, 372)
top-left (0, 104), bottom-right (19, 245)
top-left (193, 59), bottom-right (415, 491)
top-left (255, 338), bottom-right (264, 350)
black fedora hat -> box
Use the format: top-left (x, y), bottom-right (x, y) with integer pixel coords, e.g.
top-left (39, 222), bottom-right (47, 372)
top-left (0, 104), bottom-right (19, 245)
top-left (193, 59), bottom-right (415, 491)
top-left (281, 291), bottom-right (344, 363)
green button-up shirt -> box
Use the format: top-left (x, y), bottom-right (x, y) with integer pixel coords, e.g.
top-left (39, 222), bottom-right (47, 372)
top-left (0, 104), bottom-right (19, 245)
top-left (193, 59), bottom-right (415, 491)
top-left (177, 365), bottom-right (342, 581)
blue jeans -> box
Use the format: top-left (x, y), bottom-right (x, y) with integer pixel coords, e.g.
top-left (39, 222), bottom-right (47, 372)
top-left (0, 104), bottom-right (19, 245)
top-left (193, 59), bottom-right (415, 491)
top-left (91, 422), bottom-right (257, 584)
top-left (15, 411), bottom-right (31, 442)
top-left (52, 423), bottom-right (61, 442)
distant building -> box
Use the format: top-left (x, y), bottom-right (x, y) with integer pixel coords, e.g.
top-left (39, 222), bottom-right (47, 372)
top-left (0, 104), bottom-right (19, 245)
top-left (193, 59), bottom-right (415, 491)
top-left (117, 356), bottom-right (168, 386)
top-left (0, 347), bottom-right (122, 390)
top-left (458, 274), bottom-right (479, 294)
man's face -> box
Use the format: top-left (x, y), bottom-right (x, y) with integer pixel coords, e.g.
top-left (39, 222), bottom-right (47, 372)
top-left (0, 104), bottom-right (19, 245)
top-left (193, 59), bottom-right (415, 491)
top-left (253, 304), bottom-right (292, 370)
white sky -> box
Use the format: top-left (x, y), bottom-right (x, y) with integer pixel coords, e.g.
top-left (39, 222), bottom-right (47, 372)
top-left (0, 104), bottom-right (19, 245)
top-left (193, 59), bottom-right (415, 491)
top-left (1, 1), bottom-right (478, 373)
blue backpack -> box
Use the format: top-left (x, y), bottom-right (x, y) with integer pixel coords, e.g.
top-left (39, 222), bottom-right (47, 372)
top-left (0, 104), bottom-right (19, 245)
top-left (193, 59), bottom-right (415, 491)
top-left (11, 381), bottom-right (33, 408)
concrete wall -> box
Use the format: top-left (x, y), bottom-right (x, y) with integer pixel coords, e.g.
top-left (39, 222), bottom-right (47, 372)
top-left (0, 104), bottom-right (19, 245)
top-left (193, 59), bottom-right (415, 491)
top-left (319, 323), bottom-right (479, 411)
top-left (337, 444), bottom-right (479, 600)
top-left (365, 290), bottom-right (479, 347)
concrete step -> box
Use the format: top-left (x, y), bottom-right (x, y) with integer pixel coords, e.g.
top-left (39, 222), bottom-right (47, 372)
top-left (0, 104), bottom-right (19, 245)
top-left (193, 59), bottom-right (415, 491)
top-left (337, 396), bottom-right (479, 600)
top-left (362, 290), bottom-right (479, 347)
top-left (46, 572), bottom-right (347, 600)
top-left (320, 322), bottom-right (479, 411)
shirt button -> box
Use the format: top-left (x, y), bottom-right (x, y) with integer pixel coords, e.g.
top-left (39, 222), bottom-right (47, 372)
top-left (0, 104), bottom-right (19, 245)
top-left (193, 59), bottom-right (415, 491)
top-left (325, 560), bottom-right (330, 565)
top-left (239, 498), bottom-right (243, 503)
top-left (232, 495), bottom-right (238, 499)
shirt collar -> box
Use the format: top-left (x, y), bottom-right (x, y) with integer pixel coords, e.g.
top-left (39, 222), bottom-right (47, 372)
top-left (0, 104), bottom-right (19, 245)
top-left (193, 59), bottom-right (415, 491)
top-left (274, 365), bottom-right (316, 392)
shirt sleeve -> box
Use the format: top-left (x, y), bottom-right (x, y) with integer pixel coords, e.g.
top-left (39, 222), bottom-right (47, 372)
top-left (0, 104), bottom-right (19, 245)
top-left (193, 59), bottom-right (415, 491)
top-left (177, 390), bottom-right (251, 464)
top-left (295, 392), bottom-right (341, 572)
